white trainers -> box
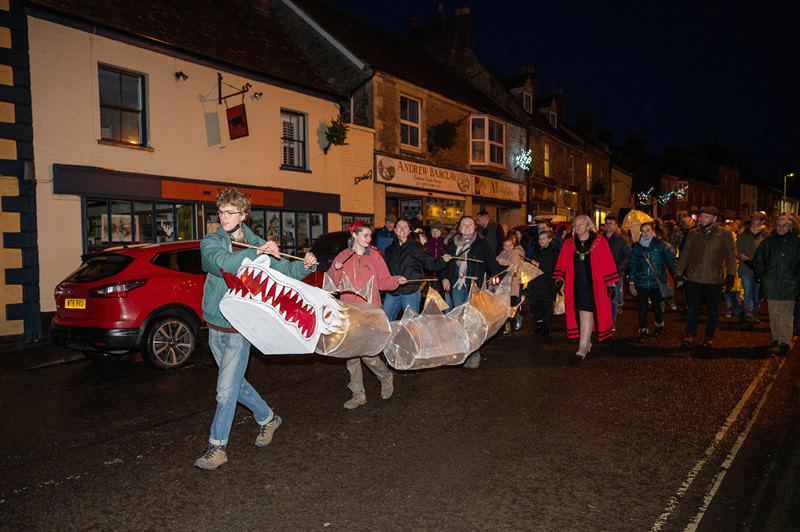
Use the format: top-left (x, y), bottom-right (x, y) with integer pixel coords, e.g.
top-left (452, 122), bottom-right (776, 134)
top-left (380, 375), bottom-right (394, 400)
top-left (343, 391), bottom-right (367, 409)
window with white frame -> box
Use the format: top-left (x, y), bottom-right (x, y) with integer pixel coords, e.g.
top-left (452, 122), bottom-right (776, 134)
top-left (549, 111), bottom-right (557, 128)
top-left (544, 143), bottom-right (550, 178)
top-left (400, 96), bottom-right (421, 148)
top-left (470, 115), bottom-right (505, 166)
top-left (281, 110), bottom-right (306, 169)
top-left (523, 92), bottom-right (532, 113)
top-left (98, 64), bottom-right (146, 145)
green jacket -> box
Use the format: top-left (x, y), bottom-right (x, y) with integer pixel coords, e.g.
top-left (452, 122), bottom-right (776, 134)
top-left (676, 225), bottom-right (737, 284)
top-left (201, 225), bottom-right (313, 328)
top-left (752, 231), bottom-right (800, 301)
top-left (736, 227), bottom-right (769, 276)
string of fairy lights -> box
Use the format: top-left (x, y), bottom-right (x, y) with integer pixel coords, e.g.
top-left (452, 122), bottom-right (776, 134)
top-left (636, 185), bottom-right (689, 205)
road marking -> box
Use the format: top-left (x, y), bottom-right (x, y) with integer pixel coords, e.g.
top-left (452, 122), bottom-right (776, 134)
top-left (651, 360), bottom-right (777, 531)
top-left (684, 358), bottom-right (785, 531)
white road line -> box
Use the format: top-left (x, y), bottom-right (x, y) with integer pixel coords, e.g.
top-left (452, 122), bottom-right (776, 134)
top-left (684, 358), bottom-right (786, 531)
top-left (651, 361), bottom-right (774, 531)
top-left (25, 353), bottom-right (86, 369)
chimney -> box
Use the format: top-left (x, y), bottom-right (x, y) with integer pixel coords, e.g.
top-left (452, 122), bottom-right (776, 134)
top-left (453, 7), bottom-right (472, 50)
top-left (551, 87), bottom-right (567, 125)
top-left (577, 111), bottom-right (596, 141)
top-left (521, 65), bottom-right (538, 101)
top-left (409, 4), bottom-right (448, 59)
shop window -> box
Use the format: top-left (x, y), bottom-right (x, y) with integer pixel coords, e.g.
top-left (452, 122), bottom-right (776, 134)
top-left (341, 215), bottom-right (373, 231)
top-left (400, 96), bottom-right (421, 148)
top-left (281, 110), bottom-right (306, 169)
top-left (98, 64), bottom-right (146, 146)
top-left (471, 115), bottom-right (504, 167)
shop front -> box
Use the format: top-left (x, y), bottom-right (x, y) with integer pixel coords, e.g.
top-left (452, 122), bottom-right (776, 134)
top-left (54, 165), bottom-right (339, 257)
top-left (375, 155), bottom-right (526, 230)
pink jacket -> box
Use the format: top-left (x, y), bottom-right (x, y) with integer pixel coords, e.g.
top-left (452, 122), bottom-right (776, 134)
top-left (327, 246), bottom-right (401, 305)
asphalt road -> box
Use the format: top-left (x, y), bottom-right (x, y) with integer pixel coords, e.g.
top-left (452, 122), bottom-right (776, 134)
top-left (1, 299), bottom-right (799, 531)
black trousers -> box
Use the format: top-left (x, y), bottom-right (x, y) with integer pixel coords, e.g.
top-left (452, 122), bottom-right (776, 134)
top-left (531, 296), bottom-right (554, 327)
top-left (685, 280), bottom-right (723, 340)
top-left (637, 287), bottom-right (663, 329)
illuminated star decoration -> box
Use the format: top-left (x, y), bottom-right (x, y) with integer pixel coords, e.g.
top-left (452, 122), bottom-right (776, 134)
top-left (636, 187), bottom-right (654, 204)
top-left (657, 185), bottom-right (689, 205)
top-left (514, 149), bottom-right (532, 171)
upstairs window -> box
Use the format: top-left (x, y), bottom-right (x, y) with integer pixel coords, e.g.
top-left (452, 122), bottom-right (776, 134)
top-left (98, 65), bottom-right (146, 146)
top-left (523, 92), bottom-right (532, 113)
top-left (400, 96), bottom-right (420, 148)
top-left (471, 115), bottom-right (505, 166)
top-left (586, 162), bottom-right (593, 191)
top-left (281, 110), bottom-right (306, 169)
top-left (549, 111), bottom-right (557, 128)
top-left (544, 143), bottom-right (550, 178)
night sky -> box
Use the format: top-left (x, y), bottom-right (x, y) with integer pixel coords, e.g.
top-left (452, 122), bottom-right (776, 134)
top-left (324, 0), bottom-right (798, 188)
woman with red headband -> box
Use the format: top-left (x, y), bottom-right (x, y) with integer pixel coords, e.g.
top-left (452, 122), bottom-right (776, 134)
top-left (328, 221), bottom-right (407, 409)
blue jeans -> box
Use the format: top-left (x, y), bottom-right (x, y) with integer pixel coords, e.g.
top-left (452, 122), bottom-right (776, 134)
top-left (383, 291), bottom-right (421, 321)
top-left (208, 328), bottom-right (271, 446)
top-left (445, 283), bottom-right (471, 312)
top-left (740, 274), bottom-right (761, 318)
top-left (610, 280), bottom-right (623, 324)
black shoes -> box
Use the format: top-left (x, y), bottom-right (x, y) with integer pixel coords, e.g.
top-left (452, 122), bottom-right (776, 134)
top-left (638, 330), bottom-right (648, 343)
top-left (653, 325), bottom-right (663, 337)
top-left (540, 326), bottom-right (550, 337)
top-left (680, 337), bottom-right (694, 348)
top-left (534, 321), bottom-right (543, 335)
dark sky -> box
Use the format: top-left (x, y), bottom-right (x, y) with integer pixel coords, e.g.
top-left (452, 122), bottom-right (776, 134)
top-left (324, 0), bottom-right (798, 184)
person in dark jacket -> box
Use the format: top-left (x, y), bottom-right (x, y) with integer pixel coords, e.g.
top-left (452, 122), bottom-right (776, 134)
top-left (752, 215), bottom-right (800, 355)
top-left (736, 211), bottom-right (769, 325)
top-left (603, 215), bottom-right (631, 326)
top-left (628, 222), bottom-right (676, 342)
top-left (528, 229), bottom-right (559, 336)
top-left (477, 211), bottom-right (505, 255)
top-left (374, 213), bottom-right (396, 252)
top-left (441, 215), bottom-right (507, 369)
top-left (383, 218), bottom-right (450, 320)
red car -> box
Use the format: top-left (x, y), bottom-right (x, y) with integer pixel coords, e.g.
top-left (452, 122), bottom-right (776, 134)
top-left (51, 241), bottom-right (206, 369)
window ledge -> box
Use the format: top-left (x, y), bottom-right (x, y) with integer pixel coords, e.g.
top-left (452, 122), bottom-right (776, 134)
top-left (97, 139), bottom-right (154, 152)
top-left (280, 166), bottom-right (311, 174)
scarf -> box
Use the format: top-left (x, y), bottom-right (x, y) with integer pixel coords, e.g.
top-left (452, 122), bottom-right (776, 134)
top-left (453, 231), bottom-right (478, 289)
top-left (750, 226), bottom-right (764, 235)
top-left (639, 235), bottom-right (653, 247)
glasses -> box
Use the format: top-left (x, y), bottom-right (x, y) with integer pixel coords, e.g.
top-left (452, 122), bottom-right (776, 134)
top-left (217, 210), bottom-right (242, 219)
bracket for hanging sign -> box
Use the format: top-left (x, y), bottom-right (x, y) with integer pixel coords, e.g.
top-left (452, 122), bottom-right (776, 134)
top-left (218, 73), bottom-right (251, 104)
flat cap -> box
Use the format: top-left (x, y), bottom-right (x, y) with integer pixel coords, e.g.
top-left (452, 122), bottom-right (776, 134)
top-left (700, 205), bottom-right (719, 217)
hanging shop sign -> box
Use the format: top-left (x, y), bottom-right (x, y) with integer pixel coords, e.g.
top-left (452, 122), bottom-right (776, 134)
top-left (375, 155), bottom-right (473, 195)
top-left (474, 175), bottom-right (526, 203)
top-left (226, 104), bottom-right (249, 140)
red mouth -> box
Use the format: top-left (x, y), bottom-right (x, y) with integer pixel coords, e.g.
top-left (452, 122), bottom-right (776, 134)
top-left (223, 268), bottom-right (316, 339)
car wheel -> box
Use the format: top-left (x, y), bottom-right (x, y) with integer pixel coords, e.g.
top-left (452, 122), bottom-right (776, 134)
top-left (144, 316), bottom-right (196, 369)
top-left (82, 350), bottom-right (113, 362)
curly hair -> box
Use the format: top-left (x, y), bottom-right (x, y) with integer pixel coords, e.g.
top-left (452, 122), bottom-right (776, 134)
top-left (571, 214), bottom-right (597, 235)
top-left (215, 188), bottom-right (251, 216)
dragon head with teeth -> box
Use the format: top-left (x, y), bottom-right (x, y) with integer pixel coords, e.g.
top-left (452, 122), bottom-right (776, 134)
top-left (219, 255), bottom-right (345, 355)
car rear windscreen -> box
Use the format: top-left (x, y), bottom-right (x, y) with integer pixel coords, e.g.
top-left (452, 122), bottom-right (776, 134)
top-left (64, 253), bottom-right (135, 283)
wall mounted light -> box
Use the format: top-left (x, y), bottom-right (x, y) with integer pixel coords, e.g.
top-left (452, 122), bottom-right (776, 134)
top-left (174, 71), bottom-right (189, 81)
top-left (253, 92), bottom-right (263, 100)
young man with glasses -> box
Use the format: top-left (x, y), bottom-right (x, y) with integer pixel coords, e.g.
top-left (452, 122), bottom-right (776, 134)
top-left (195, 188), bottom-right (317, 470)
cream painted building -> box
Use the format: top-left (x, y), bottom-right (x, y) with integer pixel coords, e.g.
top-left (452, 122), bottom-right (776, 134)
top-left (1, 1), bottom-right (375, 338)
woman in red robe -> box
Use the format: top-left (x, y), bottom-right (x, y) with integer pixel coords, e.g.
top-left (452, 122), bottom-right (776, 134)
top-left (554, 215), bottom-right (619, 359)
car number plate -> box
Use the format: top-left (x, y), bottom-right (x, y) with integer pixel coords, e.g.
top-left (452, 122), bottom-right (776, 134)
top-left (65, 298), bottom-right (86, 309)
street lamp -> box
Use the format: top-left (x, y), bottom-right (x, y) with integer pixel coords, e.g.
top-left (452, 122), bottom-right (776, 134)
top-left (784, 172), bottom-right (795, 214)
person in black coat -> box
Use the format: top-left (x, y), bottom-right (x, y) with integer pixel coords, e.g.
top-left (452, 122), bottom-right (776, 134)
top-left (382, 217), bottom-right (450, 320)
top-left (441, 215), bottom-right (508, 369)
top-left (527, 230), bottom-right (560, 336)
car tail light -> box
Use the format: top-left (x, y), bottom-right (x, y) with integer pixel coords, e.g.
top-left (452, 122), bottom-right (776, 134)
top-left (89, 279), bottom-right (147, 298)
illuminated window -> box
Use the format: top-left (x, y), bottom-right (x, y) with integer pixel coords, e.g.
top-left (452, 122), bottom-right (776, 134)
top-left (281, 110), bottom-right (306, 169)
top-left (586, 162), bottom-right (592, 191)
top-left (400, 96), bottom-right (421, 148)
top-left (544, 143), bottom-right (550, 177)
top-left (98, 65), bottom-right (146, 146)
top-left (471, 115), bottom-right (505, 166)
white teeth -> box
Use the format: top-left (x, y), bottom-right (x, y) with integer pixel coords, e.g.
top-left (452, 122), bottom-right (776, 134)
top-left (295, 292), bottom-right (302, 304)
top-left (256, 270), bottom-right (266, 284)
top-left (274, 302), bottom-right (281, 313)
top-left (247, 267), bottom-right (255, 278)
top-left (274, 285), bottom-right (283, 299)
top-left (280, 310), bottom-right (287, 320)
top-left (265, 277), bottom-right (274, 294)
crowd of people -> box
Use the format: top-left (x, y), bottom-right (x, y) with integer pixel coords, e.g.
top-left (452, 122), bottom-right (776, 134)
top-left (194, 187), bottom-right (800, 470)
